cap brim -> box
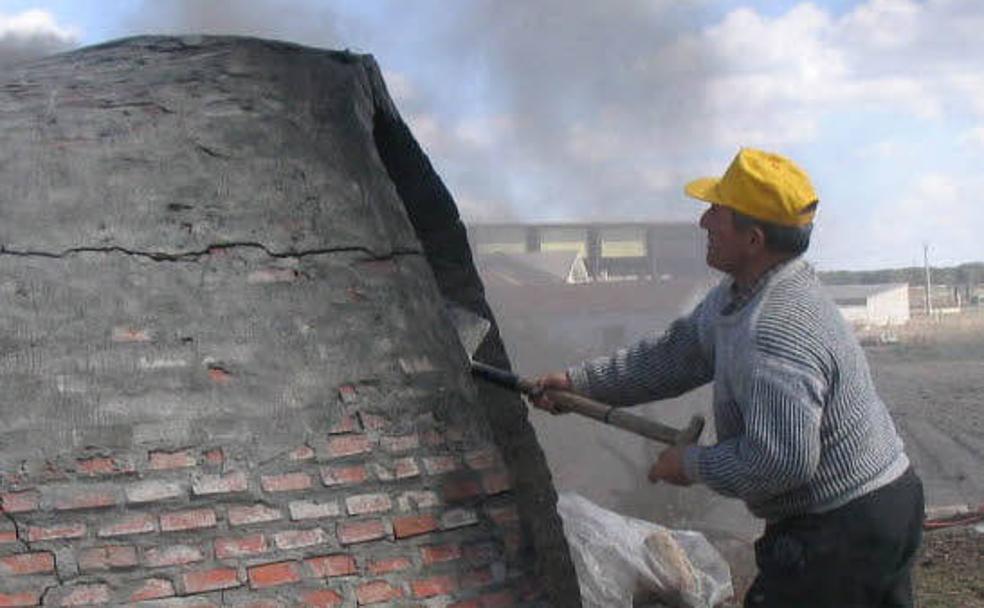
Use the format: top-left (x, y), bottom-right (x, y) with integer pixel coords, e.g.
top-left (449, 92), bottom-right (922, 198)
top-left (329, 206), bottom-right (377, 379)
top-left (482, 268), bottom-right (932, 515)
top-left (684, 177), bottom-right (721, 204)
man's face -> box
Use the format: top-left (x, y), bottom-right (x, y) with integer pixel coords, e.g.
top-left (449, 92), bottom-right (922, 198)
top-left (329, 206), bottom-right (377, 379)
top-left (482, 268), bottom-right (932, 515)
top-left (699, 203), bottom-right (752, 274)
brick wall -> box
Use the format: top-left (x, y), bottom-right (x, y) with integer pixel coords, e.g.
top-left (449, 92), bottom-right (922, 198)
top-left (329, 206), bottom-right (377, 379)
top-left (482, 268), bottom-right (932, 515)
top-left (1, 384), bottom-right (539, 606)
top-left (0, 36), bottom-right (578, 607)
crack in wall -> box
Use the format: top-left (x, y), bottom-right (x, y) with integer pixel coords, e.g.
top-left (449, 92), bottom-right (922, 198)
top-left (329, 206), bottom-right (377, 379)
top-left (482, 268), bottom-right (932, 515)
top-left (1, 507), bottom-right (30, 552)
top-left (0, 242), bottom-right (423, 263)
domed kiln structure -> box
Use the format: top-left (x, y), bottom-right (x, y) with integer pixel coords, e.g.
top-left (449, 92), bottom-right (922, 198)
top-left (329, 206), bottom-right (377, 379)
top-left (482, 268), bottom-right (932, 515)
top-left (0, 36), bottom-right (578, 607)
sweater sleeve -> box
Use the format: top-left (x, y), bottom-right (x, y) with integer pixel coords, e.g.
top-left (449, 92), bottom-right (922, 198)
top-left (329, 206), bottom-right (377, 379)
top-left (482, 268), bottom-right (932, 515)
top-left (566, 298), bottom-right (715, 407)
top-left (690, 354), bottom-right (825, 501)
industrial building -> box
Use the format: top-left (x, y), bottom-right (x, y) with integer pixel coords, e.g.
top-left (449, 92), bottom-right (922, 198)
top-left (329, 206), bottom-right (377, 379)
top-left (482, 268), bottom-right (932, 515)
top-left (823, 283), bottom-right (911, 327)
top-left (468, 222), bottom-right (710, 281)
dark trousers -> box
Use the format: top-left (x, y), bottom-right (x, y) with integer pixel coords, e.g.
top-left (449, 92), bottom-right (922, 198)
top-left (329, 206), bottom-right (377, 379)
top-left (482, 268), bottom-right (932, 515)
top-left (744, 467), bottom-right (925, 608)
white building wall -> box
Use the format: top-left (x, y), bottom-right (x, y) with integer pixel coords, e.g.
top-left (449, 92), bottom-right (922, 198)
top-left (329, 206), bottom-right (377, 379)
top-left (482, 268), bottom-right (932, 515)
top-left (867, 286), bottom-right (910, 325)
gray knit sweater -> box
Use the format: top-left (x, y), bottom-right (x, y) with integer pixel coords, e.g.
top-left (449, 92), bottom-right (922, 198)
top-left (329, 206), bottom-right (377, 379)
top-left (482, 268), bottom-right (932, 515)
top-left (568, 258), bottom-right (909, 521)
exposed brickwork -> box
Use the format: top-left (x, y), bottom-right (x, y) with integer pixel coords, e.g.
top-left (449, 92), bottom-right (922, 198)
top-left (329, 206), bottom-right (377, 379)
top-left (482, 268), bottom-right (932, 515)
top-left (0, 433), bottom-right (529, 606)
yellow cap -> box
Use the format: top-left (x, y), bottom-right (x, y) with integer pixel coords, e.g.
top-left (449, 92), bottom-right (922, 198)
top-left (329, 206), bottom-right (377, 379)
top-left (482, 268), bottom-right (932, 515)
top-left (685, 148), bottom-right (819, 227)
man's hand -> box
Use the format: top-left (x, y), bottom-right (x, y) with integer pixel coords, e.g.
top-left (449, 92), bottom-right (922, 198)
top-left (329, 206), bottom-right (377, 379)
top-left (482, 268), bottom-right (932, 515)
top-left (529, 371), bottom-right (572, 415)
top-left (648, 446), bottom-right (693, 486)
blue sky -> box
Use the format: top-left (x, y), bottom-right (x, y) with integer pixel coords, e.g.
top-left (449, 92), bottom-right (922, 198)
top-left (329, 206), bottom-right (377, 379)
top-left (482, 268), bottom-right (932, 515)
top-left (2, 0), bottom-right (983, 271)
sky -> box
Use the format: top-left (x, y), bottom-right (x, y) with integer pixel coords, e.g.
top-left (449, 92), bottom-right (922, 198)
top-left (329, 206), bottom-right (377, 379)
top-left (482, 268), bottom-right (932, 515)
top-left (1, 0), bottom-right (982, 271)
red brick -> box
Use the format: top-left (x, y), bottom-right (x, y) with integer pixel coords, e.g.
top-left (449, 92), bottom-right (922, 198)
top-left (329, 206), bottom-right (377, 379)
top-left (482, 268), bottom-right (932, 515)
top-left (289, 445), bottom-right (315, 461)
top-left (337, 519), bottom-right (386, 545)
top-left (319, 465), bottom-right (367, 487)
top-left (99, 513), bottom-right (157, 537)
top-left (412, 575), bottom-right (456, 598)
top-left (27, 522), bottom-right (86, 542)
top-left (0, 530), bottom-right (17, 544)
top-left (288, 500), bottom-right (340, 521)
top-left (345, 493), bottom-right (391, 516)
top-left (420, 543), bottom-right (462, 565)
top-left (299, 589), bottom-right (343, 607)
top-left (422, 455), bottom-right (459, 475)
top-left (112, 326), bottom-right (152, 342)
top-left (208, 367), bottom-right (232, 384)
top-left (372, 458), bottom-right (419, 481)
top-left (324, 435), bottom-right (371, 458)
top-left (192, 471), bottom-right (248, 495)
top-left (247, 561), bottom-right (301, 589)
top-left (443, 476), bottom-right (483, 502)
top-left (440, 508), bottom-right (480, 530)
top-left (0, 552), bottom-right (54, 576)
top-left (328, 414), bottom-right (359, 434)
top-left (183, 567), bottom-right (240, 594)
top-left (397, 490), bottom-right (441, 511)
top-left (272, 528), bottom-right (328, 550)
top-left (215, 534), bottom-right (267, 559)
top-left (367, 556), bottom-right (411, 575)
top-left (355, 580), bottom-right (403, 604)
top-left (357, 412), bottom-right (389, 431)
top-left (337, 384), bottom-right (358, 403)
top-left (52, 488), bottom-right (117, 511)
top-left (393, 514), bottom-right (438, 539)
top-left (304, 554), bottom-right (356, 578)
top-left (57, 584), bottom-right (110, 606)
top-left (481, 470), bottom-right (512, 495)
top-left (78, 546), bottom-right (137, 571)
top-left (143, 544), bottom-right (203, 567)
top-left (0, 491), bottom-right (39, 513)
top-left (204, 448), bottom-right (224, 466)
top-left (76, 456), bottom-right (134, 476)
top-left (130, 578), bottom-right (174, 601)
top-left (149, 449), bottom-right (196, 470)
top-left (380, 434), bottom-right (419, 453)
top-left (126, 480), bottom-right (185, 503)
top-left (161, 508), bottom-right (217, 532)
top-left (260, 472), bottom-right (311, 493)
top-left (228, 504), bottom-right (282, 526)
top-left (0, 591), bottom-right (40, 607)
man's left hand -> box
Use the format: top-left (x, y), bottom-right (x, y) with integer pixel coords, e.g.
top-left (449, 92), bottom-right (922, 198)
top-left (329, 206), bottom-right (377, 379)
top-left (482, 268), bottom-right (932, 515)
top-left (648, 446), bottom-right (693, 486)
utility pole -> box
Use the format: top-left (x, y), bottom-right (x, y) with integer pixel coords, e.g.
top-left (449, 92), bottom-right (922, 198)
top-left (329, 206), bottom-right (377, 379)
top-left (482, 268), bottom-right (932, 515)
top-left (923, 243), bottom-right (933, 316)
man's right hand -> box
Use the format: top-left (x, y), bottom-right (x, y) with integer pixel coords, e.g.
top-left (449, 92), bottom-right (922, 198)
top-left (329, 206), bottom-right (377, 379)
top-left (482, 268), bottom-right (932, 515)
top-left (529, 371), bottom-right (573, 415)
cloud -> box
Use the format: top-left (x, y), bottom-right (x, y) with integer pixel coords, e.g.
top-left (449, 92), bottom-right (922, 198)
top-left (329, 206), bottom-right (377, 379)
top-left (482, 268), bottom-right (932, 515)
top-left (871, 172), bottom-right (984, 266)
top-left (960, 126), bottom-right (984, 147)
top-left (0, 9), bottom-right (78, 66)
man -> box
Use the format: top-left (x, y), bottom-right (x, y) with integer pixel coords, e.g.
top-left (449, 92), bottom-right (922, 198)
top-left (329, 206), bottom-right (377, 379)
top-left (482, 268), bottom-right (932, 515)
top-left (533, 148), bottom-right (924, 607)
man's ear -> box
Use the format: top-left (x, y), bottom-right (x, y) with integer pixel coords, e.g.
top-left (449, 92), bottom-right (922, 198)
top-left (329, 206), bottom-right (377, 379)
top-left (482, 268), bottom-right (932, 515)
top-left (747, 225), bottom-right (766, 250)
